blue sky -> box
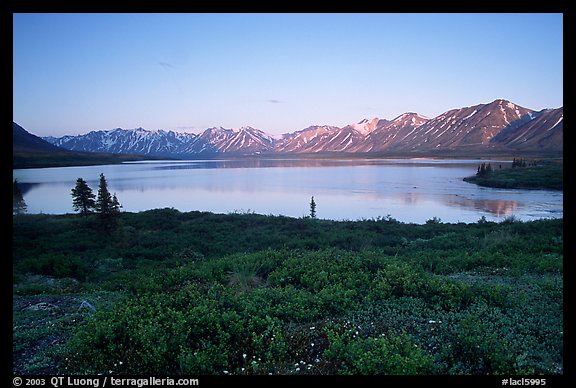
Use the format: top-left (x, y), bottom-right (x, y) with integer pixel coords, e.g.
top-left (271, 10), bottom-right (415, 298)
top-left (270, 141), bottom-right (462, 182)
top-left (13, 13), bottom-right (563, 137)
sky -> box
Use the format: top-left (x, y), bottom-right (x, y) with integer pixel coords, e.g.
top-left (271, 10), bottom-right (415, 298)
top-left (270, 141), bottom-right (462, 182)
top-left (12, 13), bottom-right (563, 137)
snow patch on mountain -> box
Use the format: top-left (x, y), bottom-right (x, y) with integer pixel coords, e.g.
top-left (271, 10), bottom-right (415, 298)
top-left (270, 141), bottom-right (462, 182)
top-left (350, 118), bottom-right (380, 135)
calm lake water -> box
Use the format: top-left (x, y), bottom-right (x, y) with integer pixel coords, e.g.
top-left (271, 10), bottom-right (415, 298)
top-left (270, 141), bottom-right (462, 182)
top-left (12, 158), bottom-right (563, 224)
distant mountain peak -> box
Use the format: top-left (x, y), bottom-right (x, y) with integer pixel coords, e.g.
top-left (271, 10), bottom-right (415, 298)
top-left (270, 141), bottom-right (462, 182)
top-left (392, 112), bottom-right (428, 121)
top-left (349, 117), bottom-right (382, 135)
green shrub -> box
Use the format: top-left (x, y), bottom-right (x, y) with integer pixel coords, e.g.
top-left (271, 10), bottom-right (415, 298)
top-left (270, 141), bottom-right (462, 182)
top-left (323, 328), bottom-right (436, 374)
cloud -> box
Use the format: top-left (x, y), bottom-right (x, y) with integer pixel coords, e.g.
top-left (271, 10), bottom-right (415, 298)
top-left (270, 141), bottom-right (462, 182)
top-left (267, 99), bottom-right (284, 104)
top-left (159, 61), bottom-right (174, 68)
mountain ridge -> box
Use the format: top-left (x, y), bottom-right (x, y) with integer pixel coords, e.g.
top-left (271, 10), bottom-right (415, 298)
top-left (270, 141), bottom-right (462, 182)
top-left (38, 99), bottom-right (563, 157)
top-left (12, 122), bottom-right (162, 169)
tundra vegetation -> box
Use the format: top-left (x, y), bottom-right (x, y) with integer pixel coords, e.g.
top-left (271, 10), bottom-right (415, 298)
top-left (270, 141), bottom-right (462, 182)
top-left (13, 207), bottom-right (563, 376)
top-left (463, 158), bottom-right (562, 190)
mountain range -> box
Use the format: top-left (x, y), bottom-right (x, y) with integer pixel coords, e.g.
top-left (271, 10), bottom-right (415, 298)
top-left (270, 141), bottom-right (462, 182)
top-left (12, 122), bottom-right (157, 169)
top-left (36, 99), bottom-right (563, 158)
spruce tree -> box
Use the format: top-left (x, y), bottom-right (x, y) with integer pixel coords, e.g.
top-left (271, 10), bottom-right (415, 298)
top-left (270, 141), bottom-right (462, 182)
top-left (111, 193), bottom-right (122, 213)
top-left (309, 196), bottom-right (316, 219)
top-left (13, 179), bottom-right (27, 215)
top-left (71, 178), bottom-right (96, 216)
top-left (95, 173), bottom-right (121, 232)
top-left (477, 163), bottom-right (486, 176)
top-left (96, 173), bottom-right (113, 214)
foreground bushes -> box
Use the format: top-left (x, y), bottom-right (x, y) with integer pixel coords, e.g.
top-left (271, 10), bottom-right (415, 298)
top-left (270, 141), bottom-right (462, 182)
top-left (62, 248), bottom-right (561, 375)
top-left (13, 210), bottom-right (563, 375)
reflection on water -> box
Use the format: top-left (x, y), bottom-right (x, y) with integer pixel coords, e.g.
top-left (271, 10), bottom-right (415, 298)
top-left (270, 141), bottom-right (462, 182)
top-left (396, 192), bottom-right (422, 205)
top-left (443, 195), bottom-right (518, 216)
top-left (146, 158), bottom-right (361, 170)
top-left (14, 182), bottom-right (42, 196)
top-left (131, 157), bottom-right (503, 170)
top-left (13, 158), bottom-right (562, 224)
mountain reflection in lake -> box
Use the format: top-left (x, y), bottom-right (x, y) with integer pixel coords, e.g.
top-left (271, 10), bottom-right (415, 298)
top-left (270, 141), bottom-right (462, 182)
top-left (13, 158), bottom-right (562, 224)
top-left (147, 158), bottom-right (360, 170)
top-left (443, 194), bottom-right (518, 217)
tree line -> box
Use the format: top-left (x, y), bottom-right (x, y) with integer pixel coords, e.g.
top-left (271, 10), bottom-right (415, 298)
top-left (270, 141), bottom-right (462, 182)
top-left (511, 157), bottom-right (537, 168)
top-left (475, 157), bottom-right (534, 177)
top-left (475, 162), bottom-right (494, 177)
top-left (71, 173), bottom-right (122, 232)
top-left (14, 173), bottom-right (121, 233)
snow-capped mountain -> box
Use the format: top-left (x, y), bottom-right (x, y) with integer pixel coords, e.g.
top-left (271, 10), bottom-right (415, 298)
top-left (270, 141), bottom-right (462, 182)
top-left (387, 99), bottom-right (534, 152)
top-left (200, 126), bottom-right (275, 153)
top-left (276, 124), bottom-right (369, 153)
top-left (352, 113), bottom-right (429, 152)
top-left (492, 107), bottom-right (563, 151)
top-left (41, 99), bottom-right (563, 157)
top-left (45, 127), bottom-right (214, 157)
top-left (274, 125), bottom-right (342, 152)
top-left (348, 118), bottom-right (387, 136)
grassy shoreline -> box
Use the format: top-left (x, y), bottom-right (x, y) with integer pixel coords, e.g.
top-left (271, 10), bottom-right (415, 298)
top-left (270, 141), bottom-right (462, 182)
top-left (463, 159), bottom-right (563, 191)
top-left (13, 210), bottom-right (563, 375)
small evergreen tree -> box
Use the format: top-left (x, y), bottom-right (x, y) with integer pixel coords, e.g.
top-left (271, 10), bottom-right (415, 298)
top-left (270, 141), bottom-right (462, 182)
top-left (13, 179), bottom-right (27, 215)
top-left (309, 196), bottom-right (316, 219)
top-left (96, 173), bottom-right (114, 214)
top-left (512, 158), bottom-right (527, 168)
top-left (111, 193), bottom-right (122, 212)
top-left (71, 178), bottom-right (96, 216)
top-left (476, 162), bottom-right (492, 177)
top-left (476, 163), bottom-right (486, 176)
top-left (95, 173), bottom-right (121, 232)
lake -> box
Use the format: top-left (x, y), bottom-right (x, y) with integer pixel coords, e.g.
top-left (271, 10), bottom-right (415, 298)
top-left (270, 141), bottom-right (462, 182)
top-left (12, 158), bottom-right (563, 224)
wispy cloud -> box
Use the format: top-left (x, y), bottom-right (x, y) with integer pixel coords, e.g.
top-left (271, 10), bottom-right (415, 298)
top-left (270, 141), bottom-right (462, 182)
top-left (159, 61), bottom-right (174, 68)
top-left (158, 61), bottom-right (184, 94)
top-left (267, 99), bottom-right (285, 104)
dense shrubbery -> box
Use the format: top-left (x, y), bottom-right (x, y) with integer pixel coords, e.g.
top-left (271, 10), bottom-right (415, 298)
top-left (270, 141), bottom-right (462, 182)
top-left (13, 210), bottom-right (563, 375)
